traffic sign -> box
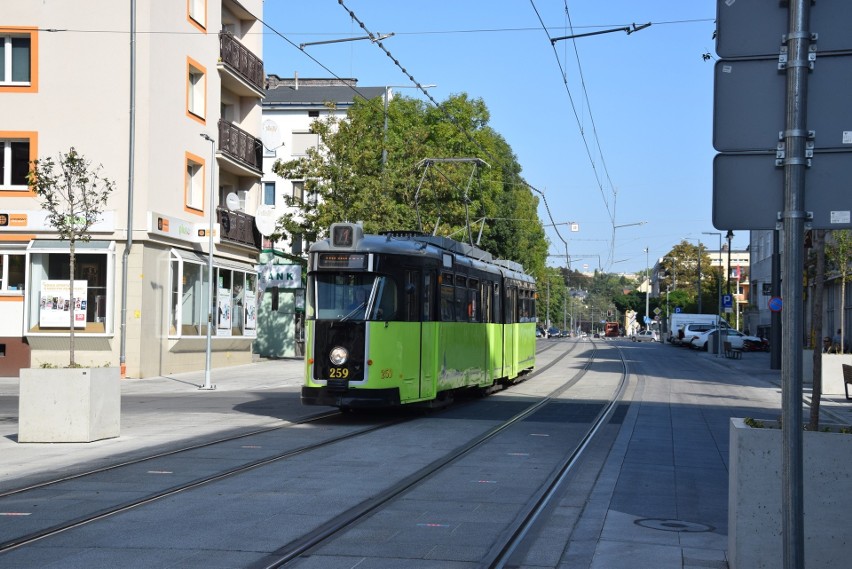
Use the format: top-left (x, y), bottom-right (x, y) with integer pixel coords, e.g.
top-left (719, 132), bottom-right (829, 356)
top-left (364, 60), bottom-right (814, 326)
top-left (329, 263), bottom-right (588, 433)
top-left (716, 0), bottom-right (852, 59)
top-left (713, 152), bottom-right (852, 230)
top-left (714, 56), bottom-right (852, 153)
top-left (769, 296), bottom-right (783, 312)
top-left (723, 294), bottom-right (733, 313)
top-left (675, 307), bottom-right (682, 314)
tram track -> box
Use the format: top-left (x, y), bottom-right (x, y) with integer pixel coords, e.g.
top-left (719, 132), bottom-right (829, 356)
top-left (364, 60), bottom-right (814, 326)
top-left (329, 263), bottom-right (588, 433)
top-left (251, 339), bottom-right (628, 568)
top-left (0, 338), bottom-right (620, 567)
top-left (0, 411), bottom-right (410, 553)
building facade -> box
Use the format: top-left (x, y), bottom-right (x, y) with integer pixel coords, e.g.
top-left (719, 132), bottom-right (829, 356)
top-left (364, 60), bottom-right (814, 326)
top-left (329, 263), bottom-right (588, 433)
top-left (1, 1), bottom-right (264, 377)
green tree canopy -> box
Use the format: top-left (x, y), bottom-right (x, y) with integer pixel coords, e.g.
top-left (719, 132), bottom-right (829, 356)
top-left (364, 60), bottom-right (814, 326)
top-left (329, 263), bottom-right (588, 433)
top-left (271, 93), bottom-right (547, 278)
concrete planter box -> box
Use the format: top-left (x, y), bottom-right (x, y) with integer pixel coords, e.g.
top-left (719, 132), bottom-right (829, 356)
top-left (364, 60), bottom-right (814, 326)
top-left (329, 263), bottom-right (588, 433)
top-left (18, 367), bottom-right (121, 443)
top-left (820, 353), bottom-right (852, 396)
top-left (728, 418), bottom-right (852, 568)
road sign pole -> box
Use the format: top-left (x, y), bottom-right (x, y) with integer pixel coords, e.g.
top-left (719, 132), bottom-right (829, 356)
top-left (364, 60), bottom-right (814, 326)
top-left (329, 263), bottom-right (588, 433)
top-left (781, 2), bottom-right (809, 567)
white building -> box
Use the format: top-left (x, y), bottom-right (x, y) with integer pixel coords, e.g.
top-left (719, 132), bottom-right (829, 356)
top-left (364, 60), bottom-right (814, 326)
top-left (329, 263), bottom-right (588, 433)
top-left (1, 1), bottom-right (264, 377)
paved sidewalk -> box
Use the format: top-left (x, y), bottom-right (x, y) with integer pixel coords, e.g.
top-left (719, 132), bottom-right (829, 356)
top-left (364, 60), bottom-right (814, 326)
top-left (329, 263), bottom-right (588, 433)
top-left (0, 358), bottom-right (308, 489)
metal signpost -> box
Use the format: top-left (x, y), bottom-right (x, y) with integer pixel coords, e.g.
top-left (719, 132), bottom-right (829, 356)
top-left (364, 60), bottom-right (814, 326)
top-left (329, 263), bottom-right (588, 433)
top-left (714, 1), bottom-right (852, 567)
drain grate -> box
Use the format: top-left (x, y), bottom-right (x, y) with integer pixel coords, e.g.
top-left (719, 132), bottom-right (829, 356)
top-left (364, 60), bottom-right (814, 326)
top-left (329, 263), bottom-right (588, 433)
top-left (635, 518), bottom-right (715, 533)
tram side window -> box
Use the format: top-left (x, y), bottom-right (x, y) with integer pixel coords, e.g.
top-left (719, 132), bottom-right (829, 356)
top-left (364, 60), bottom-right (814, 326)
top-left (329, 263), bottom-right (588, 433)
top-left (505, 287), bottom-right (518, 324)
top-left (440, 273), bottom-right (454, 321)
top-left (404, 271), bottom-right (419, 322)
top-left (468, 279), bottom-right (479, 322)
top-left (372, 276), bottom-right (398, 321)
top-left (519, 290), bottom-right (533, 322)
top-left (455, 275), bottom-right (467, 322)
top-left (482, 282), bottom-right (492, 323)
top-left (423, 272), bottom-right (433, 321)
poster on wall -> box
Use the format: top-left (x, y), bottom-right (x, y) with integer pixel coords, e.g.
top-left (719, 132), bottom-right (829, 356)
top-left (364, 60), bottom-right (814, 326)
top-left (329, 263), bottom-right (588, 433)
top-left (243, 291), bottom-right (257, 337)
top-left (216, 288), bottom-right (232, 336)
top-left (39, 280), bottom-right (88, 329)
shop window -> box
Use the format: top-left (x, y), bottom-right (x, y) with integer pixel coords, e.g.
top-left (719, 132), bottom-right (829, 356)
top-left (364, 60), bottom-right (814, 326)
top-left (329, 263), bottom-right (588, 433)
top-left (26, 242), bottom-right (114, 334)
top-left (169, 250), bottom-right (257, 338)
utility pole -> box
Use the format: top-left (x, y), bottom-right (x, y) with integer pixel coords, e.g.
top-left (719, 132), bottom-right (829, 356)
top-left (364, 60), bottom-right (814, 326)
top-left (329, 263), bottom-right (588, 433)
top-left (780, 2), bottom-right (810, 566)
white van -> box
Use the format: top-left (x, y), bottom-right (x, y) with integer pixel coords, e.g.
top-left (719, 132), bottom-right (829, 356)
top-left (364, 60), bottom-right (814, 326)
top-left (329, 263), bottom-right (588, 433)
top-left (668, 313), bottom-right (730, 345)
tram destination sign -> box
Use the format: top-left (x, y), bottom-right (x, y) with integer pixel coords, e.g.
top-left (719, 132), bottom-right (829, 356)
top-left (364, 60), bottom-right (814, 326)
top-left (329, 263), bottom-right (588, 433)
top-left (318, 253), bottom-right (367, 269)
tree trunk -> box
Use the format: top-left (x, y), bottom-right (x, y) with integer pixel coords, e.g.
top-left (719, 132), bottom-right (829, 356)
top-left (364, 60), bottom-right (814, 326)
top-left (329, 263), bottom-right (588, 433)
top-left (69, 237), bottom-right (76, 367)
top-left (809, 230), bottom-right (825, 431)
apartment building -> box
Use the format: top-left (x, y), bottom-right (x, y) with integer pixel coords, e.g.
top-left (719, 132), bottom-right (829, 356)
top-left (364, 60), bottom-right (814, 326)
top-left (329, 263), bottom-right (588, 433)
top-left (0, 1), bottom-right (264, 377)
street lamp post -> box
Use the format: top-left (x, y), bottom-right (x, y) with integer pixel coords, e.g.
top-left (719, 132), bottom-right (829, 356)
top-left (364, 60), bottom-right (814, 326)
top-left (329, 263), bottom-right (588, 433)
top-left (644, 247), bottom-right (650, 328)
top-left (199, 133), bottom-right (217, 391)
top-left (704, 232), bottom-right (723, 358)
top-left (382, 84), bottom-right (436, 167)
top-left (726, 230), bottom-right (734, 296)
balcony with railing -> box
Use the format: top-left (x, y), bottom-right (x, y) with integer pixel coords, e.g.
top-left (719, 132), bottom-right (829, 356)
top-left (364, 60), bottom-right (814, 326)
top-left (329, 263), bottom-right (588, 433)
top-left (218, 31), bottom-right (264, 96)
top-left (218, 119), bottom-right (263, 175)
top-left (217, 206), bottom-right (261, 250)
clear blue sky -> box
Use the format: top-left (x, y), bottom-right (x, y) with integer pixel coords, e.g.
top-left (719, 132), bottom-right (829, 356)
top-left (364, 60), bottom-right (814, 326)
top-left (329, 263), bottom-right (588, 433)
top-left (261, 1), bottom-right (725, 275)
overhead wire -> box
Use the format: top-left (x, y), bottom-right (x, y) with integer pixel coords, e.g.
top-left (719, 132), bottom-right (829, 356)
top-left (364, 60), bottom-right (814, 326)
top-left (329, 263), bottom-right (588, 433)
top-left (335, 0), bottom-right (569, 261)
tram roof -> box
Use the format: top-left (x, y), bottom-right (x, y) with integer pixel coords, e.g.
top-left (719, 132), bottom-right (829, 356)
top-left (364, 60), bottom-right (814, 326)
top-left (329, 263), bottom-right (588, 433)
top-left (311, 229), bottom-right (533, 282)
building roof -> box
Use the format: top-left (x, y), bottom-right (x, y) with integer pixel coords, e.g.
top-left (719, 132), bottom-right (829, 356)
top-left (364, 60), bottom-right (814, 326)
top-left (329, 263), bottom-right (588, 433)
top-left (264, 76), bottom-right (385, 106)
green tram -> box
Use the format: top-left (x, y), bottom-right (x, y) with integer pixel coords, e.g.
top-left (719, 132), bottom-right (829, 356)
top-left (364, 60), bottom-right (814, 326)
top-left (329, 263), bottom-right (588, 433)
top-left (302, 222), bottom-right (537, 410)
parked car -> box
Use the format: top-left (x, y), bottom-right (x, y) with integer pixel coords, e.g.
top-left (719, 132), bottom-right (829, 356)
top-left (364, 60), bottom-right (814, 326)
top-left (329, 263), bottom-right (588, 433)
top-left (536, 326), bottom-right (546, 338)
top-left (680, 323), bottom-right (717, 347)
top-left (547, 327), bottom-right (561, 338)
top-left (632, 330), bottom-right (658, 342)
top-left (690, 329), bottom-right (764, 351)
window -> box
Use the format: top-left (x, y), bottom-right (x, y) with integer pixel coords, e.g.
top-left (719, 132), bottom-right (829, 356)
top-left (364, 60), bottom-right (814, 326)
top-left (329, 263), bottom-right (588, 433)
top-left (0, 136), bottom-right (33, 190)
top-left (26, 241), bottom-right (115, 334)
top-left (186, 59), bottom-right (206, 122)
top-left (185, 152), bottom-right (205, 213)
top-left (263, 182), bottom-right (275, 206)
top-left (187, 0), bottom-right (207, 31)
top-left (0, 252), bottom-right (25, 293)
top-left (169, 250), bottom-right (257, 337)
top-left (0, 29), bottom-right (37, 91)
top-left (292, 181), bottom-right (304, 204)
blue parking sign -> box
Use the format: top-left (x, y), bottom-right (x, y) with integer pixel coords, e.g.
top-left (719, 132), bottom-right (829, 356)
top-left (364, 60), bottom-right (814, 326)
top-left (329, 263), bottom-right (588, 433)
top-left (723, 294), bottom-right (733, 308)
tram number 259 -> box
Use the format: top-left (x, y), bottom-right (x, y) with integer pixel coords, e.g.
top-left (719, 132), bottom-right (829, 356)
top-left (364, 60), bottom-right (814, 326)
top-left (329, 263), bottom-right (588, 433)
top-left (329, 367), bottom-right (349, 379)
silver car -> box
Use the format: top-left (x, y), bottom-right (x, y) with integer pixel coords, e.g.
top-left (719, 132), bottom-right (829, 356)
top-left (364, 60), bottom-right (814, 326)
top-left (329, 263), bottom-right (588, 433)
top-left (633, 330), bottom-right (658, 342)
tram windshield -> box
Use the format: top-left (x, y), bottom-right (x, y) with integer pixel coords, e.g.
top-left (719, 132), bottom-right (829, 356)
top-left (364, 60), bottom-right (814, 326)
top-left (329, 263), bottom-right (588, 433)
top-left (311, 273), bottom-right (398, 321)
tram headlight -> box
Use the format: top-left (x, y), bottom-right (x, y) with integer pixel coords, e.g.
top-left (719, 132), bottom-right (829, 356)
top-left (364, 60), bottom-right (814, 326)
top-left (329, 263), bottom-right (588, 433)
top-left (329, 346), bottom-right (349, 366)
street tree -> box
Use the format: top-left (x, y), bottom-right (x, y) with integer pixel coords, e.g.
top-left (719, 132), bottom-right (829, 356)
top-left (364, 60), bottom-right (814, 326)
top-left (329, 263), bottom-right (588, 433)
top-left (28, 148), bottom-right (114, 366)
top-left (271, 93), bottom-right (548, 282)
top-left (826, 229), bottom-right (852, 352)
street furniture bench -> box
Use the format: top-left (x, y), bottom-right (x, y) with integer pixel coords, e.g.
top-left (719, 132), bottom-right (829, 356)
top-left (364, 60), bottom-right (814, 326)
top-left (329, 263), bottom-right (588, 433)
top-left (724, 341), bottom-right (742, 359)
top-left (843, 364), bottom-right (852, 401)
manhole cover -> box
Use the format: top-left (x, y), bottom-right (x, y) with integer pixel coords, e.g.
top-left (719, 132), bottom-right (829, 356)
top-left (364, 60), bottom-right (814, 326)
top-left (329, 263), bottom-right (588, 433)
top-left (635, 518), bottom-right (714, 533)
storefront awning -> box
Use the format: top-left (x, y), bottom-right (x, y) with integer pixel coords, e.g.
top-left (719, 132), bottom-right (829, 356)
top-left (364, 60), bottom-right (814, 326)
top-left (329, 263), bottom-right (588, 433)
top-left (27, 240), bottom-right (115, 253)
top-left (170, 248), bottom-right (256, 272)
